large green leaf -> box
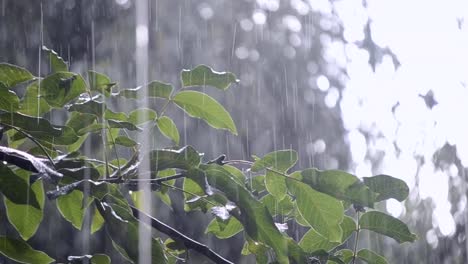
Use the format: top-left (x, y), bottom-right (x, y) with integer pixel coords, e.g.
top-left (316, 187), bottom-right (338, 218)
top-left (359, 211), bottom-right (417, 243)
top-left (114, 136), bottom-right (138, 147)
top-left (0, 63), bottom-right (35, 88)
top-left (252, 150), bottom-right (297, 200)
top-left (287, 179), bottom-right (343, 242)
top-left (68, 99), bottom-right (106, 117)
top-left (156, 116), bottom-right (180, 145)
top-left (119, 80), bottom-right (173, 99)
top-left (128, 108), bottom-right (157, 125)
top-left (0, 83), bottom-right (20, 111)
top-left (251, 150), bottom-right (298, 172)
top-left (300, 169), bottom-right (378, 207)
top-left (340, 215), bottom-right (357, 242)
top-left (100, 202), bottom-right (167, 263)
top-left (88, 70), bottom-right (115, 97)
top-left (363, 175), bottom-right (409, 202)
top-left (299, 229), bottom-right (339, 253)
top-left (39, 72), bottom-right (87, 108)
top-left (42, 46), bottom-right (68, 72)
top-left (173, 91), bottom-right (237, 135)
top-left (0, 236), bottom-right (54, 264)
top-left (107, 119), bottom-right (142, 131)
top-left (0, 165), bottom-right (40, 209)
top-left (149, 146), bottom-right (201, 172)
top-left (205, 217), bottom-right (243, 239)
top-left (91, 206), bottom-right (105, 234)
top-left (357, 249), bottom-right (388, 264)
top-left (181, 65), bottom-right (239, 90)
top-left (57, 190), bottom-right (87, 230)
top-left (66, 112), bottom-right (97, 136)
top-left (4, 172), bottom-right (44, 240)
top-left (19, 80), bottom-right (51, 116)
top-left (199, 164), bottom-right (305, 264)
top-left (261, 194), bottom-right (294, 217)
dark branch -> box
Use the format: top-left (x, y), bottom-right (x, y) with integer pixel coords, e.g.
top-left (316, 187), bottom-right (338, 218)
top-left (130, 205), bottom-right (234, 264)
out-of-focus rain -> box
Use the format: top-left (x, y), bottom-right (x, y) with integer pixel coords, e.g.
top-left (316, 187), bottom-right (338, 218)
top-left (0, 0), bottom-right (467, 262)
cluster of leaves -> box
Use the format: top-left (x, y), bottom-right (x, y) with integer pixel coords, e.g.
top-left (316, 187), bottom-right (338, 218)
top-left (0, 47), bottom-right (416, 264)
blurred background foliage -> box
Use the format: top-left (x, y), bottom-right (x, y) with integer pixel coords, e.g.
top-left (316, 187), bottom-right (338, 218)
top-left (0, 0), bottom-right (466, 263)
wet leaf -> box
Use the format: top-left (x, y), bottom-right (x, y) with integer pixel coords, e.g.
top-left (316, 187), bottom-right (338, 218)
top-left (0, 63), bottom-right (35, 88)
top-left (0, 236), bottom-right (54, 264)
top-left (300, 169), bottom-right (378, 207)
top-left (363, 175), bottom-right (409, 202)
top-left (88, 70), bottom-right (115, 97)
top-left (56, 190), bottom-right (89, 230)
top-left (42, 46), bottom-right (68, 72)
top-left (19, 81), bottom-right (51, 116)
top-left (156, 116), bottom-right (180, 145)
top-left (251, 150), bottom-right (298, 172)
top-left (114, 136), bottom-right (138, 147)
top-left (173, 91), bottom-right (237, 135)
top-left (149, 146), bottom-right (201, 171)
top-left (119, 80), bottom-right (173, 99)
top-left (261, 194), bottom-right (294, 217)
top-left (181, 65), bottom-right (239, 90)
top-left (299, 229), bottom-right (339, 253)
top-left (359, 211), bottom-right (417, 243)
top-left (0, 83), bottom-right (20, 112)
top-left (205, 217), bottom-right (243, 239)
top-left (39, 72), bottom-right (87, 108)
top-left (91, 206), bottom-right (105, 234)
top-left (128, 108), bottom-right (157, 125)
top-left (66, 112), bottom-right (97, 136)
top-left (357, 249), bottom-right (388, 264)
top-left (200, 164), bottom-right (302, 264)
top-left (287, 179), bottom-right (343, 242)
top-left (69, 99), bottom-right (106, 117)
top-left (108, 119), bottom-right (142, 131)
top-left (340, 215), bottom-right (357, 242)
top-left (4, 174), bottom-right (44, 240)
top-left (0, 165), bottom-right (40, 209)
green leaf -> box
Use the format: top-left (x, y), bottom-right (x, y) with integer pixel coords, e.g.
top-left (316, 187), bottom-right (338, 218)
top-left (183, 178), bottom-right (207, 212)
top-left (299, 229), bottom-right (339, 253)
top-left (42, 46), bottom-right (68, 72)
top-left (104, 109), bottom-right (128, 121)
top-left (0, 63), bottom-right (35, 88)
top-left (261, 194), bottom-right (294, 217)
top-left (265, 170), bottom-right (287, 200)
top-left (69, 99), bottom-right (106, 117)
top-left (287, 179), bottom-right (344, 242)
top-left (199, 164), bottom-right (301, 264)
top-left (300, 169), bottom-right (378, 207)
top-left (101, 202), bottom-right (168, 263)
top-left (331, 249), bottom-right (354, 264)
top-left (252, 150), bottom-right (298, 172)
top-left (4, 175), bottom-right (44, 240)
top-left (57, 190), bottom-right (87, 230)
top-left (108, 119), bottom-right (142, 131)
top-left (173, 90), bottom-right (237, 135)
top-left (181, 65), bottom-right (239, 90)
top-left (114, 136), bottom-right (138, 147)
top-left (88, 70), bottom-right (115, 97)
top-left (91, 206), bottom-right (105, 234)
top-left (19, 81), bottom-right (51, 116)
top-left (128, 108), bottom-right (157, 125)
top-left (205, 217), bottom-right (243, 239)
top-left (91, 254), bottom-right (111, 264)
top-left (66, 112), bottom-right (97, 136)
top-left (340, 215), bottom-right (356, 242)
top-left (149, 146), bottom-right (201, 172)
top-left (119, 80), bottom-right (173, 99)
top-left (0, 236), bottom-right (54, 264)
top-left (39, 72), bottom-right (87, 108)
top-left (359, 211), bottom-right (417, 243)
top-left (0, 84), bottom-right (20, 111)
top-left (363, 175), bottom-right (409, 202)
top-left (357, 249), bottom-right (388, 264)
top-left (0, 165), bottom-right (40, 209)
top-left (156, 116), bottom-right (180, 145)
